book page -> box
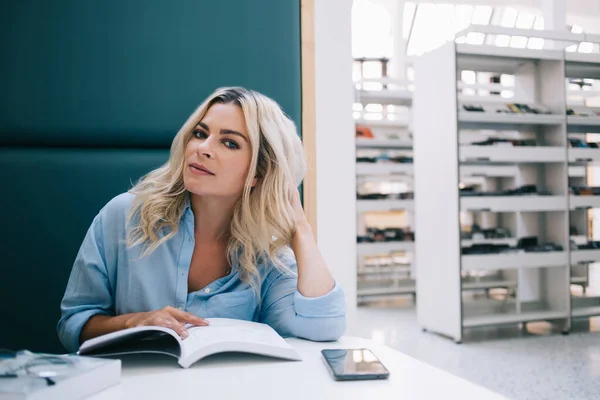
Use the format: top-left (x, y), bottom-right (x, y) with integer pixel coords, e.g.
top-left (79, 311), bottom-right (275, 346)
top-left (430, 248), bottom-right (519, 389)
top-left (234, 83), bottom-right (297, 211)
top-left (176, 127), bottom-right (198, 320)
top-left (79, 325), bottom-right (182, 357)
top-left (180, 318), bottom-right (299, 363)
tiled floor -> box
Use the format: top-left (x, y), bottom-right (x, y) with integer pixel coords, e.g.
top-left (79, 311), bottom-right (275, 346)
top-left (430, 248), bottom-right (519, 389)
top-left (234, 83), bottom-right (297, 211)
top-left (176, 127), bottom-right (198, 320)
top-left (347, 266), bottom-right (600, 400)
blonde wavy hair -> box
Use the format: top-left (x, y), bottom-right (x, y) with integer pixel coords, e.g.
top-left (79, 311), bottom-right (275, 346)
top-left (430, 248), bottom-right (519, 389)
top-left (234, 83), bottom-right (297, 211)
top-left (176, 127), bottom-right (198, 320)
top-left (126, 87), bottom-right (307, 289)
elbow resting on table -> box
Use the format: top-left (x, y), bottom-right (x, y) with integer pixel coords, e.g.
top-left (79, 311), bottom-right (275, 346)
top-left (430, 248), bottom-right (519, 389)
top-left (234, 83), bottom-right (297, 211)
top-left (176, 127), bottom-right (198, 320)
top-left (294, 315), bottom-right (347, 342)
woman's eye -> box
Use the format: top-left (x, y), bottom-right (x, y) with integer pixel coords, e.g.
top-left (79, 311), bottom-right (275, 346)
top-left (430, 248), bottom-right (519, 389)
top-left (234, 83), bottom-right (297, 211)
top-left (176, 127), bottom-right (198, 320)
top-left (193, 129), bottom-right (208, 139)
top-left (224, 140), bottom-right (239, 149)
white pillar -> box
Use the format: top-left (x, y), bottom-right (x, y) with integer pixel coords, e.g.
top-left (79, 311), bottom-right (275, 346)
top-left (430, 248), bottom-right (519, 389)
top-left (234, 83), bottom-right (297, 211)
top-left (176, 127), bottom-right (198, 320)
top-left (314, 0), bottom-right (357, 316)
top-left (540, 0), bottom-right (566, 30)
top-left (385, 0), bottom-right (407, 81)
top-left (539, 0), bottom-right (566, 49)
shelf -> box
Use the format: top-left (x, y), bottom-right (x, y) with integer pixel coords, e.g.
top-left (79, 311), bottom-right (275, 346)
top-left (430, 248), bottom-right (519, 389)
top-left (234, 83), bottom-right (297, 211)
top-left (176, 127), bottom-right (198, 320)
top-left (463, 310), bottom-right (567, 328)
top-left (458, 111), bottom-right (564, 128)
top-left (460, 165), bottom-right (518, 178)
top-left (567, 116), bottom-right (600, 131)
top-left (355, 118), bottom-right (408, 129)
top-left (571, 250), bottom-right (600, 264)
top-left (569, 148), bottom-right (600, 163)
top-left (461, 251), bottom-right (568, 270)
top-left (460, 146), bottom-right (565, 163)
top-left (356, 138), bottom-right (413, 149)
top-left (571, 235), bottom-right (589, 246)
top-left (461, 238), bottom-right (518, 247)
top-left (566, 53), bottom-right (600, 80)
top-left (570, 196), bottom-right (600, 209)
top-left (461, 279), bottom-right (517, 291)
top-left (358, 274), bottom-right (412, 282)
top-left (571, 276), bottom-right (588, 284)
top-left (461, 195), bottom-right (567, 212)
top-left (572, 306), bottom-right (600, 318)
top-left (356, 163), bottom-right (413, 176)
top-left (357, 241), bottom-right (414, 256)
top-left (355, 89), bottom-right (412, 106)
top-left (414, 40), bottom-right (578, 341)
top-left (357, 285), bottom-right (416, 297)
top-left (569, 165), bottom-right (586, 178)
top-left (571, 296), bottom-right (600, 318)
top-left (357, 199), bottom-right (414, 213)
top-left (358, 266), bottom-right (411, 277)
top-left (456, 44), bottom-right (562, 74)
top-left (566, 52), bottom-right (600, 65)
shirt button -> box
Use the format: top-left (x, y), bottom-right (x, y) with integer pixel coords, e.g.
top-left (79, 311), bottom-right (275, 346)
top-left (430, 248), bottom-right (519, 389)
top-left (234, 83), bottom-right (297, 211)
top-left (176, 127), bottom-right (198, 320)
top-left (204, 288), bottom-right (211, 293)
top-left (177, 306), bottom-right (184, 310)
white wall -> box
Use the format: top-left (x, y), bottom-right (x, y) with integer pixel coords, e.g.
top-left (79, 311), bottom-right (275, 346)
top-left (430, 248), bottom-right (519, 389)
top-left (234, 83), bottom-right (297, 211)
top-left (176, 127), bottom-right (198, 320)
top-left (314, 0), bottom-right (358, 317)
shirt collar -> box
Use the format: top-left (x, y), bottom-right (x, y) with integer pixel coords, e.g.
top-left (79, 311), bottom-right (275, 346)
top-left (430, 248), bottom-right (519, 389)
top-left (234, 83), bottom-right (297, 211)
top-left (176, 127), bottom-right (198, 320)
top-left (182, 191), bottom-right (193, 221)
top-left (184, 191), bottom-right (191, 212)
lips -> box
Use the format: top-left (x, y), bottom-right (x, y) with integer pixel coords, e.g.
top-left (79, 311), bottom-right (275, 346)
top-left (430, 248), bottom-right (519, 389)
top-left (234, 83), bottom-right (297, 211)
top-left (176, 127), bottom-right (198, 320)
top-left (189, 163), bottom-right (215, 175)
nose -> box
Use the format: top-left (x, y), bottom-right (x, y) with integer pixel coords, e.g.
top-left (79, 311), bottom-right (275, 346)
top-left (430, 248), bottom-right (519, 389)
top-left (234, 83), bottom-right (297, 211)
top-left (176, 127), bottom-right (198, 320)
top-left (196, 137), bottom-right (214, 159)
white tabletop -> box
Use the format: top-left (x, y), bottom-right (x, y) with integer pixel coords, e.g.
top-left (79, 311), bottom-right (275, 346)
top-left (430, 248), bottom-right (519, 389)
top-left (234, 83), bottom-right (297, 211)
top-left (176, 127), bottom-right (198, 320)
top-left (90, 336), bottom-right (507, 400)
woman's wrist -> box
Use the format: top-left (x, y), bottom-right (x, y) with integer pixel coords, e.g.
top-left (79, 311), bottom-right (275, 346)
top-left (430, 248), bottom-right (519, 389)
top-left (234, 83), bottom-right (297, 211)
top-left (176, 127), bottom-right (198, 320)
top-left (292, 220), bottom-right (313, 248)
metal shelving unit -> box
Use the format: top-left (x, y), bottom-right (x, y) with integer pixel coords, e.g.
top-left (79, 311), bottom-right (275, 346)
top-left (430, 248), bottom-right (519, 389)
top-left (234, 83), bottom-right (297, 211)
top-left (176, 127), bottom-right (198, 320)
top-left (414, 40), bottom-right (600, 342)
top-left (354, 74), bottom-right (416, 305)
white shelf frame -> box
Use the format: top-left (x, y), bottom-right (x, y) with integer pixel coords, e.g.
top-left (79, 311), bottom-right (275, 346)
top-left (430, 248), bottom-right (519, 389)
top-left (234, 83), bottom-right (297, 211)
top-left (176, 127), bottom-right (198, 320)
top-left (356, 163), bottom-right (413, 176)
top-left (414, 41), bottom-right (586, 343)
top-left (463, 310), bottom-right (568, 328)
top-left (357, 199), bottom-right (414, 213)
top-left (355, 86), bottom-right (415, 305)
top-left (459, 146), bottom-right (566, 163)
top-left (356, 138), bottom-right (413, 149)
top-left (357, 241), bottom-right (414, 256)
top-left (355, 89), bottom-right (413, 107)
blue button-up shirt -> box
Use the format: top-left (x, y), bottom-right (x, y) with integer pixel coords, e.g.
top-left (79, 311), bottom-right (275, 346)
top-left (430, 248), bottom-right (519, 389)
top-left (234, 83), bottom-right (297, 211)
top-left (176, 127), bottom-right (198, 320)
top-left (57, 193), bottom-right (346, 353)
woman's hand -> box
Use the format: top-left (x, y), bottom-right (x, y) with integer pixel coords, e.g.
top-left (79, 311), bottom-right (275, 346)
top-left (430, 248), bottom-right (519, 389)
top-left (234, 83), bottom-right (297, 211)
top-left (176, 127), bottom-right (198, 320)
top-left (288, 186), bottom-right (336, 297)
top-left (124, 306), bottom-right (209, 339)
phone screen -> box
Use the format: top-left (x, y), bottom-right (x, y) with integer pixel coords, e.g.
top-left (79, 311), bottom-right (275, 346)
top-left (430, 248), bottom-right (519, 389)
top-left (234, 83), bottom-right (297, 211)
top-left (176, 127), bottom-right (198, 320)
top-left (321, 348), bottom-right (389, 380)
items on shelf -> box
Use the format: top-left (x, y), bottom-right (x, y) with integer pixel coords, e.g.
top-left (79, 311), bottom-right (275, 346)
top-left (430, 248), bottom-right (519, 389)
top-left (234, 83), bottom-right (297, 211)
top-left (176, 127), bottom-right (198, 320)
top-left (568, 138), bottom-right (600, 148)
top-left (470, 137), bottom-right (537, 147)
top-left (356, 125), bottom-right (374, 138)
top-left (356, 154), bottom-right (413, 163)
top-left (462, 236), bottom-right (563, 255)
top-left (462, 103), bottom-right (552, 115)
top-left (573, 240), bottom-right (600, 250)
top-left (463, 104), bottom-right (484, 112)
top-left (357, 191), bottom-right (414, 200)
top-left (566, 107), bottom-right (600, 117)
top-left (357, 227), bottom-right (415, 243)
top-left (461, 225), bottom-right (511, 240)
top-left (460, 184), bottom-right (552, 197)
top-left (362, 254), bottom-right (410, 268)
top-left (570, 185), bottom-right (600, 196)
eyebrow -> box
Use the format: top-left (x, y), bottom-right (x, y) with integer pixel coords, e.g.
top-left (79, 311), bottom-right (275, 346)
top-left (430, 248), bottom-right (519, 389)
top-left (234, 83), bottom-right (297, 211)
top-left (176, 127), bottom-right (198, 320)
top-left (197, 122), bottom-right (248, 143)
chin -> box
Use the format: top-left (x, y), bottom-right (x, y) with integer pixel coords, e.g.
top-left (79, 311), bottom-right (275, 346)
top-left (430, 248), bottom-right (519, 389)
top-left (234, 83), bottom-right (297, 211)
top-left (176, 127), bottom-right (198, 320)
top-left (184, 184), bottom-right (216, 197)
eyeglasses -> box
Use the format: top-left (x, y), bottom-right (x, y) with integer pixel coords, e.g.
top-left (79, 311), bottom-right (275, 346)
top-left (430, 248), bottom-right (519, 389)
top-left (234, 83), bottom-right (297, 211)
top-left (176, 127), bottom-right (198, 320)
top-left (0, 349), bottom-right (75, 387)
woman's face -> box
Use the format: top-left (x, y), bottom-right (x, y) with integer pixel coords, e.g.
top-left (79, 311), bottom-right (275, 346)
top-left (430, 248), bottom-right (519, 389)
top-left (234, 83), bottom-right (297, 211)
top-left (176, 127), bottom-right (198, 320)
top-left (183, 102), bottom-right (256, 199)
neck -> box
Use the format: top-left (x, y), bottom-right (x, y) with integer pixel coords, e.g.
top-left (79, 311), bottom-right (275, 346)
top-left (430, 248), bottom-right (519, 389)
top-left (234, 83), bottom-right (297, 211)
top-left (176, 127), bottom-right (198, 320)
top-left (189, 193), bottom-right (238, 243)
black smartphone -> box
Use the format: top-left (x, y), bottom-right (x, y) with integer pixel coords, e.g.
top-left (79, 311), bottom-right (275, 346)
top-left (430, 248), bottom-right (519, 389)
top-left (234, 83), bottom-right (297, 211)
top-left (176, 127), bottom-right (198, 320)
top-left (321, 348), bottom-right (390, 381)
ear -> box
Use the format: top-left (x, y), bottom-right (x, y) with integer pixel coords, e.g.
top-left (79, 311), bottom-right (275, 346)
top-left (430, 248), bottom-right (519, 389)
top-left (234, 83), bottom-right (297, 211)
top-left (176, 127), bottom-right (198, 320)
top-left (251, 176), bottom-right (259, 188)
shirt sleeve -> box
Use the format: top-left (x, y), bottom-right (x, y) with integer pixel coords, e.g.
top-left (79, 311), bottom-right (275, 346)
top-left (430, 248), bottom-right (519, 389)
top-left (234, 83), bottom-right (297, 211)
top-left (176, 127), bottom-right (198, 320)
top-left (56, 213), bottom-right (115, 353)
top-left (258, 253), bottom-right (346, 342)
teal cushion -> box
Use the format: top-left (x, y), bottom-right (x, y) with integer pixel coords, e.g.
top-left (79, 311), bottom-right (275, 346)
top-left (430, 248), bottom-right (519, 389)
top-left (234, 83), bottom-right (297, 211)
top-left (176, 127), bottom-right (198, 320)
top-left (0, 0), bottom-right (301, 146)
top-left (0, 148), bottom-right (168, 353)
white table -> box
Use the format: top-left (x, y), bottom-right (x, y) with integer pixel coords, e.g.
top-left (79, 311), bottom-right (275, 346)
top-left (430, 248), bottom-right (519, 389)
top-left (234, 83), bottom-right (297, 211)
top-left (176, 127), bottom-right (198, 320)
top-left (90, 336), bottom-right (507, 400)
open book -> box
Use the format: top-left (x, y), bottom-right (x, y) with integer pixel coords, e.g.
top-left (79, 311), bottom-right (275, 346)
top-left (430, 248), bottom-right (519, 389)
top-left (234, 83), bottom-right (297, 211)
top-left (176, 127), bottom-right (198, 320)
top-left (78, 318), bottom-right (301, 368)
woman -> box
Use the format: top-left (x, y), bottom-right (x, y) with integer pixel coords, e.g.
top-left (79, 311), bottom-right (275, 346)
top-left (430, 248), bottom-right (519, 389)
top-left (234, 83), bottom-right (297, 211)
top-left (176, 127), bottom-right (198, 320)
top-left (57, 87), bottom-right (346, 353)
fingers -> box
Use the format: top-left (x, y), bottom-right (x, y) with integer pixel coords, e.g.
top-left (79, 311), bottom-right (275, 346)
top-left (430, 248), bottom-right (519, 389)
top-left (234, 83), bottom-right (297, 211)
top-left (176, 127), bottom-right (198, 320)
top-left (154, 315), bottom-right (189, 339)
top-left (164, 306), bottom-right (209, 327)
